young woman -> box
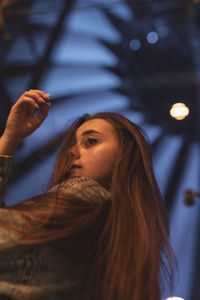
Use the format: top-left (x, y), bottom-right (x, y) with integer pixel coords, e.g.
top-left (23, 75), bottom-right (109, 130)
top-left (0, 90), bottom-right (177, 300)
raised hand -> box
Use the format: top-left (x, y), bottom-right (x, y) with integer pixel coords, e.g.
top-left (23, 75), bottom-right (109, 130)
top-left (0, 89), bottom-right (51, 155)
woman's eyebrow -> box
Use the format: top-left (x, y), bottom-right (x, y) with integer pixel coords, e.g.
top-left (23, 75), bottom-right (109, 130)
top-left (81, 130), bottom-right (101, 136)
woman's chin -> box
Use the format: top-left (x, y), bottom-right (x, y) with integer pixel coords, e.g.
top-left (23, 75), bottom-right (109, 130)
top-left (68, 168), bottom-right (83, 178)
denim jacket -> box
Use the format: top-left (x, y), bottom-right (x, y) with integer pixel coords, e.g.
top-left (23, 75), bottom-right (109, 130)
top-left (0, 156), bottom-right (111, 299)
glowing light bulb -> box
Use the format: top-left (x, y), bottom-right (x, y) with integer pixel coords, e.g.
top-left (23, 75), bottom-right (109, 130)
top-left (170, 102), bottom-right (189, 120)
top-left (166, 297), bottom-right (184, 300)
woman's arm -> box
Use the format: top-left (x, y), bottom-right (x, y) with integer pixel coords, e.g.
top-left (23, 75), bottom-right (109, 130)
top-left (0, 127), bottom-right (19, 206)
top-left (0, 89), bottom-right (51, 205)
top-left (0, 137), bottom-right (19, 156)
top-left (0, 155), bottom-right (13, 207)
top-left (0, 130), bottom-right (16, 206)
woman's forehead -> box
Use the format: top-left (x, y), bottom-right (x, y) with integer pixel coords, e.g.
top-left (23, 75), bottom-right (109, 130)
top-left (76, 118), bottom-right (116, 137)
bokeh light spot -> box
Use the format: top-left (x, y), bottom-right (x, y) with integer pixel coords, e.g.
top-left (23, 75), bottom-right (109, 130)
top-left (129, 38), bottom-right (141, 51)
top-left (147, 31), bottom-right (159, 44)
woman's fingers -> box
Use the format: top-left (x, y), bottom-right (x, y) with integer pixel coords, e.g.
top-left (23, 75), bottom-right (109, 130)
top-left (26, 92), bottom-right (46, 104)
top-left (13, 96), bottom-right (40, 110)
top-left (28, 89), bottom-right (51, 98)
top-left (13, 90), bottom-right (51, 112)
top-left (28, 89), bottom-right (51, 102)
top-left (36, 102), bottom-right (51, 124)
top-left (21, 90), bottom-right (51, 105)
top-left (26, 90), bottom-right (51, 100)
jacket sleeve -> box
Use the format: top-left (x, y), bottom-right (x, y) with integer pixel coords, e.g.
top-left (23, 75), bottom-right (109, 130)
top-left (0, 155), bottom-right (13, 207)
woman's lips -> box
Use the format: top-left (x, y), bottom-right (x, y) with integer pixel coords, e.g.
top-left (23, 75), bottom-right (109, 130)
top-left (70, 165), bottom-right (81, 170)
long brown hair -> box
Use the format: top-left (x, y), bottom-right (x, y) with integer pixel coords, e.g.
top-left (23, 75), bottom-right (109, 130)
top-left (0, 112), bottom-right (177, 300)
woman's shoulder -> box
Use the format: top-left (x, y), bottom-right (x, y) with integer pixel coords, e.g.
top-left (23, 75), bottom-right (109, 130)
top-left (49, 177), bottom-right (111, 204)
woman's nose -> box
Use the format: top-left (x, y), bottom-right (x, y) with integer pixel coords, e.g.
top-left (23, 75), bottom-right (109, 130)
top-left (70, 144), bottom-right (80, 158)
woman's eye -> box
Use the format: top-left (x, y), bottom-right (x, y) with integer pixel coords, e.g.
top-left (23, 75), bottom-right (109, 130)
top-left (85, 138), bottom-right (98, 146)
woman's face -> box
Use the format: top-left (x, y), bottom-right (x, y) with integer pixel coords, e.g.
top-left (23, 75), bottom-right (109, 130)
top-left (69, 118), bottom-right (119, 189)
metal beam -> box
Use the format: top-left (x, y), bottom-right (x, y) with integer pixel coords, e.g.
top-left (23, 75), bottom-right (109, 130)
top-left (164, 139), bottom-right (190, 212)
top-left (0, 81), bottom-right (12, 123)
top-left (190, 142), bottom-right (200, 300)
top-left (29, 0), bottom-right (76, 89)
top-left (190, 8), bottom-right (200, 140)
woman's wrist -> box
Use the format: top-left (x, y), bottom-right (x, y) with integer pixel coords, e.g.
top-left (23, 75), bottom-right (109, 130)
top-left (0, 133), bottom-right (21, 156)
